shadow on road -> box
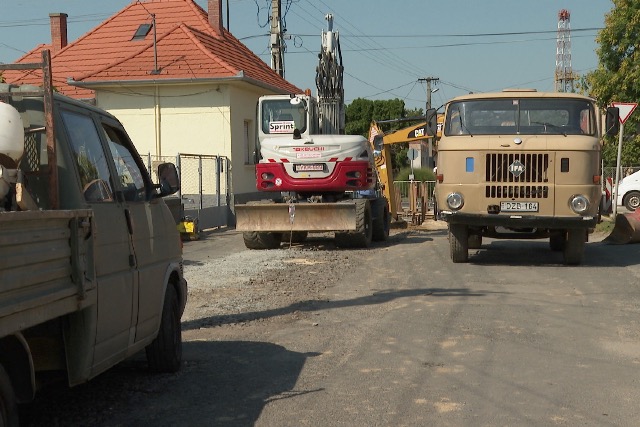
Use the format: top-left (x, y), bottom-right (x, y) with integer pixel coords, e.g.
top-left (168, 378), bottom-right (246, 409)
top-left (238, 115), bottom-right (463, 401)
top-left (183, 286), bottom-right (495, 331)
top-left (467, 239), bottom-right (640, 267)
top-left (20, 341), bottom-right (319, 427)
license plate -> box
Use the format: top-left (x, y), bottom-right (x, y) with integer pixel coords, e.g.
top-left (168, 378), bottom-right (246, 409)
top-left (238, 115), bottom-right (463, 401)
top-left (500, 201), bottom-right (539, 212)
top-left (294, 163), bottom-right (324, 172)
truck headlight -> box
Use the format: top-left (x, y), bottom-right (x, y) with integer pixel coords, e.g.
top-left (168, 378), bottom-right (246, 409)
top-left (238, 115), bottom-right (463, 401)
top-left (569, 195), bottom-right (589, 214)
top-left (447, 192), bottom-right (464, 210)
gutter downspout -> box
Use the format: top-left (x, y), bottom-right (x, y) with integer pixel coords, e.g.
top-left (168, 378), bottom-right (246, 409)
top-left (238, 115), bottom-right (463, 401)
top-left (154, 85), bottom-right (161, 155)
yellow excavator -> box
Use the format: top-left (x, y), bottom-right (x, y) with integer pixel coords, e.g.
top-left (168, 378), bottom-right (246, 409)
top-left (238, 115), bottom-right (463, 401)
top-left (367, 111), bottom-right (438, 220)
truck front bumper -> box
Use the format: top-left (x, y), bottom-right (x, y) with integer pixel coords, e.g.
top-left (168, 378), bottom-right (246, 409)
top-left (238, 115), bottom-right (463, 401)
top-left (439, 210), bottom-right (598, 229)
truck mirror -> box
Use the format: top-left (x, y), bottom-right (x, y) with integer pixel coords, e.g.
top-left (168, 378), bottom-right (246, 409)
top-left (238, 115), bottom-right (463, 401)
top-left (605, 107), bottom-right (620, 137)
top-left (157, 162), bottom-right (180, 196)
top-left (426, 108), bottom-right (438, 136)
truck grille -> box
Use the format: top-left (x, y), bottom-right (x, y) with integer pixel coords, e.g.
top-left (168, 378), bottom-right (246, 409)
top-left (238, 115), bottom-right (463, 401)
top-left (485, 153), bottom-right (549, 199)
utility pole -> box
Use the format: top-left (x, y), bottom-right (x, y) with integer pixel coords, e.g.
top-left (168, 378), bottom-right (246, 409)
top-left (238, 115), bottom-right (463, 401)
top-left (270, 0), bottom-right (285, 78)
top-left (418, 77), bottom-right (439, 169)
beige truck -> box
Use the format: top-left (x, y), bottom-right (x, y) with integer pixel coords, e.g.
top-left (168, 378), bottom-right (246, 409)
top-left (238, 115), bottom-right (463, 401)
top-left (0, 52), bottom-right (187, 425)
top-left (434, 89), bottom-right (618, 265)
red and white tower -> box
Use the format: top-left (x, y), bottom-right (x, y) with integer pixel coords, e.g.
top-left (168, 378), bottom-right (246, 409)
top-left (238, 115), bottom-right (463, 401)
top-left (555, 9), bottom-right (574, 92)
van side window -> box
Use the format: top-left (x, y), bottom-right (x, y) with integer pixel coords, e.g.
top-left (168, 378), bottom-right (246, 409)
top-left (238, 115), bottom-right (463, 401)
top-left (61, 110), bottom-right (114, 202)
top-left (102, 124), bottom-right (148, 202)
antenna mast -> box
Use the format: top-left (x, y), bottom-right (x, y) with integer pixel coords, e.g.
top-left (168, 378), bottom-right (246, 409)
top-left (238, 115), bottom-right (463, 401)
top-left (555, 9), bottom-right (574, 92)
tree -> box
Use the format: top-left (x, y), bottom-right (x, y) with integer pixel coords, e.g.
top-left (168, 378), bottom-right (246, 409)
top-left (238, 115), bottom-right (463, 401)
top-left (586, 0), bottom-right (640, 166)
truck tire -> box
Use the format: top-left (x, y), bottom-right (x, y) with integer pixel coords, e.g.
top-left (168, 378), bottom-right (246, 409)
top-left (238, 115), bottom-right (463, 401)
top-left (0, 365), bottom-right (18, 427)
top-left (335, 200), bottom-right (373, 248)
top-left (563, 229), bottom-right (585, 265)
top-left (242, 232), bottom-right (282, 249)
top-left (372, 199), bottom-right (390, 242)
top-left (282, 231), bottom-right (308, 244)
top-left (624, 191), bottom-right (640, 211)
top-left (449, 224), bottom-right (469, 263)
top-left (146, 285), bottom-right (182, 373)
top-left (549, 230), bottom-right (566, 252)
top-left (468, 234), bottom-right (482, 249)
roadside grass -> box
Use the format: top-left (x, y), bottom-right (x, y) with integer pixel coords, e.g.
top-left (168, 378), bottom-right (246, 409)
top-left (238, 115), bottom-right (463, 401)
top-left (596, 216), bottom-right (616, 235)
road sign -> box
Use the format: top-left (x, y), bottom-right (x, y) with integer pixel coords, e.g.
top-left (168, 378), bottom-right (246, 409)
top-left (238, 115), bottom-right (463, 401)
top-left (612, 102), bottom-right (638, 124)
top-left (407, 148), bottom-right (418, 160)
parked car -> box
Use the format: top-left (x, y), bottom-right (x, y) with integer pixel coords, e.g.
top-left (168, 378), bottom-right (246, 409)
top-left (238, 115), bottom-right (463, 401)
top-left (617, 169), bottom-right (640, 211)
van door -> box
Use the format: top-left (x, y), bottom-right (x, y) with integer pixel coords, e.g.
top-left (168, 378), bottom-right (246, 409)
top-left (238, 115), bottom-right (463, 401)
top-left (98, 120), bottom-right (174, 342)
top-left (59, 108), bottom-right (136, 369)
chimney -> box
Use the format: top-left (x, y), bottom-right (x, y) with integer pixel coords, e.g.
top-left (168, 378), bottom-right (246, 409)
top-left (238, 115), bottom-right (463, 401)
top-left (49, 13), bottom-right (68, 53)
top-left (208, 0), bottom-right (224, 36)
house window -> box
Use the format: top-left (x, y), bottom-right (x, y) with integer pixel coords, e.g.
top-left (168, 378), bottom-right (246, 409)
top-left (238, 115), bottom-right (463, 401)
top-left (244, 120), bottom-right (254, 164)
top-left (132, 23), bottom-right (152, 41)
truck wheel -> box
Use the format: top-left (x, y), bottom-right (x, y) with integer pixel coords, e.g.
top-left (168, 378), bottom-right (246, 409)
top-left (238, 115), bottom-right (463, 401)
top-left (242, 232), bottom-right (282, 249)
top-left (468, 234), bottom-right (482, 249)
top-left (0, 365), bottom-right (18, 427)
top-left (563, 229), bottom-right (585, 265)
top-left (449, 224), bottom-right (469, 263)
top-left (335, 200), bottom-right (373, 248)
top-left (549, 230), bottom-right (566, 252)
top-left (282, 231), bottom-right (308, 244)
top-left (624, 191), bottom-right (640, 211)
top-left (146, 285), bottom-right (182, 373)
top-left (372, 199), bottom-right (390, 242)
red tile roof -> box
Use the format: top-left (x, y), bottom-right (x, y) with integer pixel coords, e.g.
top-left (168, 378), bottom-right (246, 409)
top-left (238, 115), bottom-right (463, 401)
top-left (4, 0), bottom-right (301, 99)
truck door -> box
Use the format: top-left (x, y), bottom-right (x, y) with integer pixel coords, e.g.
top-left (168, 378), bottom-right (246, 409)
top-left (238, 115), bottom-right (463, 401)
top-left (59, 108), bottom-right (136, 369)
top-left (98, 120), bottom-right (173, 343)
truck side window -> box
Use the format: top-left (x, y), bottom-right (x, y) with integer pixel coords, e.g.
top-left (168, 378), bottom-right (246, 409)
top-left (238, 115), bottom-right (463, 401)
top-left (61, 110), bottom-right (114, 202)
top-left (102, 124), bottom-right (148, 202)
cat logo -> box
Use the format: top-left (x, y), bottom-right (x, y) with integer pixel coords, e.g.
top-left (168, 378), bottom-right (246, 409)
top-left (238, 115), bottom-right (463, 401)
top-left (414, 128), bottom-right (425, 138)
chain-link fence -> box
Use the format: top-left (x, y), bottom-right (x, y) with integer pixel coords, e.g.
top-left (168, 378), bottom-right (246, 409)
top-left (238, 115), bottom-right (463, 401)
top-left (146, 153), bottom-right (230, 229)
top-left (603, 166), bottom-right (640, 187)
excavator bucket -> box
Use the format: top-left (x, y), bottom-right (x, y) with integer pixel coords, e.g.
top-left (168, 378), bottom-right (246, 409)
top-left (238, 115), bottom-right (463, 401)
top-left (604, 209), bottom-right (640, 244)
top-left (235, 203), bottom-right (357, 232)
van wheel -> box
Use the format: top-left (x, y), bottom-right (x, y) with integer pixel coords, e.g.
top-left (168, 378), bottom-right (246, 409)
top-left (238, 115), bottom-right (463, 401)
top-left (624, 191), bottom-right (640, 211)
top-left (449, 224), bottom-right (469, 263)
top-left (335, 200), bottom-right (372, 248)
top-left (563, 229), bottom-right (585, 266)
top-left (0, 365), bottom-right (18, 427)
top-left (146, 285), bottom-right (182, 373)
top-left (242, 232), bottom-right (282, 249)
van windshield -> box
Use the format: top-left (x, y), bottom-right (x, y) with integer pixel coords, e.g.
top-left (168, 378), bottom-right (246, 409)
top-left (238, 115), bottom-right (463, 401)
top-left (445, 98), bottom-right (595, 136)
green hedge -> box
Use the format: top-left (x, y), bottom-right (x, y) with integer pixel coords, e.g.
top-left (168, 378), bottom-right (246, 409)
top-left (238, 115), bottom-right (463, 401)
top-left (395, 167), bottom-right (436, 181)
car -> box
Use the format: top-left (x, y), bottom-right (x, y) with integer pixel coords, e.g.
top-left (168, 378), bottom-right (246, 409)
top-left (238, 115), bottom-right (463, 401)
top-left (616, 169), bottom-right (640, 211)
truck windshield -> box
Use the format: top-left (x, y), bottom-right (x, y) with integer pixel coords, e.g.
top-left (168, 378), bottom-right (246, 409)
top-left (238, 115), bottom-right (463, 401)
top-left (261, 99), bottom-right (308, 135)
top-left (445, 98), bottom-right (595, 136)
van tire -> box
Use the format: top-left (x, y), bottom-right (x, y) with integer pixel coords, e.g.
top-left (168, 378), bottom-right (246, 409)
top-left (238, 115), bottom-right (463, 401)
top-left (624, 191), bottom-right (640, 211)
top-left (563, 229), bottom-right (585, 265)
top-left (0, 364), bottom-right (18, 427)
top-left (335, 200), bottom-right (372, 248)
top-left (242, 232), bottom-right (282, 249)
top-left (146, 285), bottom-right (182, 373)
top-left (449, 224), bottom-right (469, 263)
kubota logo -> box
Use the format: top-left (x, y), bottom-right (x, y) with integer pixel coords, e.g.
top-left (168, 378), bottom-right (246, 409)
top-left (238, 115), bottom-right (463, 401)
top-left (293, 147), bottom-right (325, 151)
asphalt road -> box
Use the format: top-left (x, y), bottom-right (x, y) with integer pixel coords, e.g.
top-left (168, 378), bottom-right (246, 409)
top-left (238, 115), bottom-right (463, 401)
top-left (20, 223), bottom-right (640, 426)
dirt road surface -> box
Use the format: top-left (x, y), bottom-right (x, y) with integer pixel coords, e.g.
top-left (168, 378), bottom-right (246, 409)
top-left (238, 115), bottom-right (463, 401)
top-left (20, 221), bottom-right (640, 426)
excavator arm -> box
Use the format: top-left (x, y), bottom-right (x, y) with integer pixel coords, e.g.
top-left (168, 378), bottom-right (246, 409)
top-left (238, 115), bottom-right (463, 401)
top-left (368, 112), bottom-right (438, 219)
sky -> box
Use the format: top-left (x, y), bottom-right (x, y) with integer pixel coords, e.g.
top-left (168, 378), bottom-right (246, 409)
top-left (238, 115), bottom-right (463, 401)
top-left (0, 0), bottom-right (614, 112)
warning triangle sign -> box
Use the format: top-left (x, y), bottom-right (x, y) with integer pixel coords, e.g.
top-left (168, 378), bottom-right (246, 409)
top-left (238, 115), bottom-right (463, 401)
top-left (612, 102), bottom-right (638, 124)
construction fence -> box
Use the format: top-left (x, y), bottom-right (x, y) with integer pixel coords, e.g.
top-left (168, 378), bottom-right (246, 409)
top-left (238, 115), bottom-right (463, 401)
top-left (146, 153), bottom-right (231, 230)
